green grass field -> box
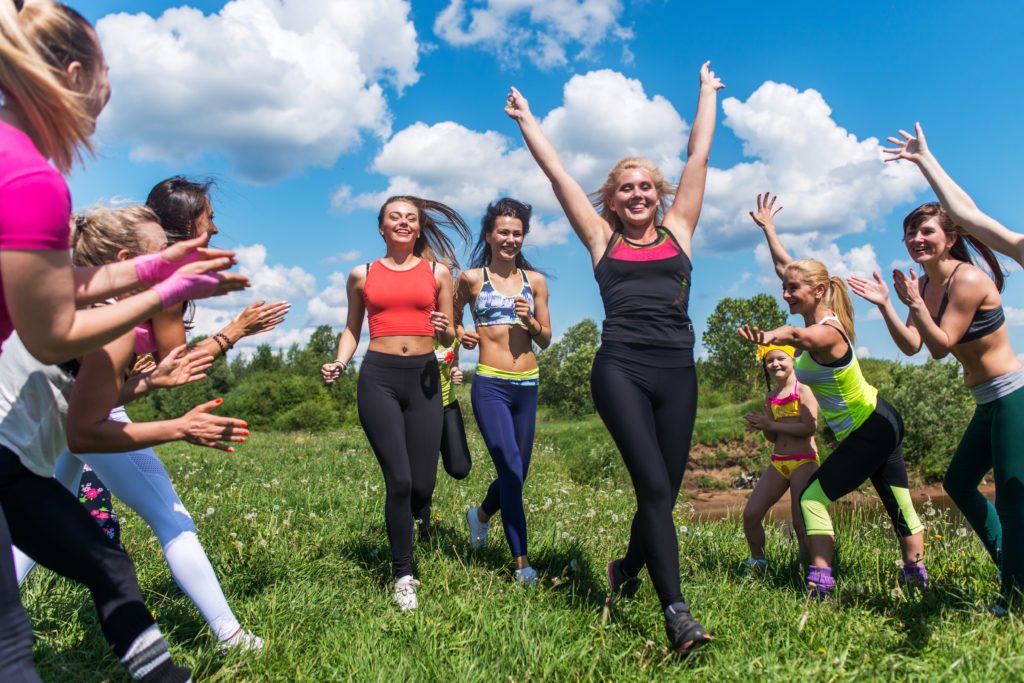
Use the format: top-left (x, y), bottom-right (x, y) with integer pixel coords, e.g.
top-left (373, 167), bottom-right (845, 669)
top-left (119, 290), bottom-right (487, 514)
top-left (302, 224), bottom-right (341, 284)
top-left (21, 426), bottom-right (1024, 682)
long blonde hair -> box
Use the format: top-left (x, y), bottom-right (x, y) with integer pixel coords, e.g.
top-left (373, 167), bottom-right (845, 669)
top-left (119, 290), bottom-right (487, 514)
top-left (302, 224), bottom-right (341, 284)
top-left (70, 205), bottom-right (161, 267)
top-left (591, 156), bottom-right (675, 232)
top-left (785, 259), bottom-right (857, 343)
top-left (0, 0), bottom-right (95, 173)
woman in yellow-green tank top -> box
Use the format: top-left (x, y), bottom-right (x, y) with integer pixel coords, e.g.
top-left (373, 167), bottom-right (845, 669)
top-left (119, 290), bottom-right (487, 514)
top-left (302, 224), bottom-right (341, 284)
top-left (740, 193), bottom-right (926, 598)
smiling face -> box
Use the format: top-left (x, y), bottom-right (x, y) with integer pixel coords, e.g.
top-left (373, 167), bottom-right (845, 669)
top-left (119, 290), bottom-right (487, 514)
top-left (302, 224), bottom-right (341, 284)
top-left (193, 199), bottom-right (219, 237)
top-left (764, 349), bottom-right (794, 382)
top-left (379, 200), bottom-right (421, 248)
top-left (903, 215), bottom-right (955, 264)
top-left (486, 215), bottom-right (525, 263)
top-left (609, 168), bottom-right (660, 229)
top-left (781, 270), bottom-right (822, 316)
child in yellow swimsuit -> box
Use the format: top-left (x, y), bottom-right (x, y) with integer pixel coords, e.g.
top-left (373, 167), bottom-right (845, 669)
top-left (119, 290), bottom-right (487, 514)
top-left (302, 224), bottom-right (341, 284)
top-left (741, 344), bottom-right (820, 570)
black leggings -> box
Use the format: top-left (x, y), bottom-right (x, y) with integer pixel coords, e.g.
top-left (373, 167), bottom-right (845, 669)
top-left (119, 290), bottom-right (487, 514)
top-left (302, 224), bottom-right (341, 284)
top-left (0, 446), bottom-right (155, 659)
top-left (590, 344), bottom-right (697, 609)
top-left (357, 351), bottom-right (442, 578)
top-left (799, 398), bottom-right (924, 538)
top-left (0, 505), bottom-right (39, 683)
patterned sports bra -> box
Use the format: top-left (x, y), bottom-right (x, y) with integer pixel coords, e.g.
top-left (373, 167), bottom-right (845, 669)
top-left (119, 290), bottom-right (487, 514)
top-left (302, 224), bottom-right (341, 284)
top-left (767, 381), bottom-right (801, 420)
top-left (472, 267), bottom-right (533, 327)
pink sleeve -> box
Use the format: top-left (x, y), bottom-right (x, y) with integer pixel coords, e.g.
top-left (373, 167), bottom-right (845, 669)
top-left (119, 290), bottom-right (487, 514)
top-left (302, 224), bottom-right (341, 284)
top-left (0, 169), bottom-right (71, 251)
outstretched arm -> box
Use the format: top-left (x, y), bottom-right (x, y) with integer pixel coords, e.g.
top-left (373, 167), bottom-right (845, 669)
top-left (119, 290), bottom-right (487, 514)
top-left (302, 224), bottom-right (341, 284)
top-left (664, 61), bottom-right (725, 252)
top-left (748, 193), bottom-right (793, 280)
top-left (885, 123), bottom-right (1024, 266)
top-left (846, 272), bottom-right (922, 355)
top-left (506, 87), bottom-right (610, 265)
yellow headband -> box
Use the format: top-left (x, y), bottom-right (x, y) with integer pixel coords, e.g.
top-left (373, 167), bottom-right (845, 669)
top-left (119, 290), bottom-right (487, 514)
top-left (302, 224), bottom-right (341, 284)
top-left (756, 344), bottom-right (796, 362)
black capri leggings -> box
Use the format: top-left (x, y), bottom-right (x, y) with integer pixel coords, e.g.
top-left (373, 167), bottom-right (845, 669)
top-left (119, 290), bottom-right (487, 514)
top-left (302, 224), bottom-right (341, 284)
top-left (357, 351), bottom-right (442, 579)
top-left (590, 342), bottom-right (698, 609)
top-left (0, 446), bottom-right (155, 659)
top-left (0, 505), bottom-right (39, 683)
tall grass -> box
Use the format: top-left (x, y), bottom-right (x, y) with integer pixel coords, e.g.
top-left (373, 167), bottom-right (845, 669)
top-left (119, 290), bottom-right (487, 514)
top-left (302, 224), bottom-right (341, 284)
top-left (20, 430), bottom-right (1022, 682)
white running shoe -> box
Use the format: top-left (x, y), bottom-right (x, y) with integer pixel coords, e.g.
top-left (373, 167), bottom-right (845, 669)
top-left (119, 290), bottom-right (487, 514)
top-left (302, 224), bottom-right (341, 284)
top-left (514, 566), bottom-right (538, 586)
top-left (393, 576), bottom-right (420, 611)
top-left (467, 507), bottom-right (490, 549)
top-left (219, 628), bottom-right (265, 654)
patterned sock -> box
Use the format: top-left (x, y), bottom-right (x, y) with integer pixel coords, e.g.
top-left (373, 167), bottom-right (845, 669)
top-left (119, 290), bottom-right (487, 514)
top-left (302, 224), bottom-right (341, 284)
top-left (120, 625), bottom-right (191, 683)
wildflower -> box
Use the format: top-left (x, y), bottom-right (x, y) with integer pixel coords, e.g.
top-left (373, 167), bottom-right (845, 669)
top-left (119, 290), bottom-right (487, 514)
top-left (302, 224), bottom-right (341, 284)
top-left (205, 507), bottom-right (215, 517)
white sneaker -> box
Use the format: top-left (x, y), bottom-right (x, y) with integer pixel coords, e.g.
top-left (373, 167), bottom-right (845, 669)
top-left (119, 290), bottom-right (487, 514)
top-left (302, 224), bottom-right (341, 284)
top-left (514, 566), bottom-right (538, 586)
top-left (393, 576), bottom-right (420, 611)
top-left (219, 628), bottom-right (265, 654)
top-left (467, 507), bottom-right (490, 549)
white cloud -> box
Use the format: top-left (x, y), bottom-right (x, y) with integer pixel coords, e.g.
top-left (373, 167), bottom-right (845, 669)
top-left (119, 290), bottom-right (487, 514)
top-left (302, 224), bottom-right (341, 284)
top-left (307, 272), bottom-right (349, 326)
top-left (322, 250), bottom-right (363, 265)
top-left (529, 217), bottom-right (571, 246)
top-left (856, 345), bottom-right (871, 358)
top-left (340, 70), bottom-right (687, 222)
top-left (699, 82), bottom-right (926, 252)
top-left (96, 0), bottom-right (419, 182)
top-left (1005, 307), bottom-right (1024, 326)
top-left (434, 0), bottom-right (631, 68)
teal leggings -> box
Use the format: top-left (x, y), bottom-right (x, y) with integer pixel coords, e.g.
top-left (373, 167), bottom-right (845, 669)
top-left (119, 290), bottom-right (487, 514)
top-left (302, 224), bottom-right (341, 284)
top-left (944, 385), bottom-right (1024, 601)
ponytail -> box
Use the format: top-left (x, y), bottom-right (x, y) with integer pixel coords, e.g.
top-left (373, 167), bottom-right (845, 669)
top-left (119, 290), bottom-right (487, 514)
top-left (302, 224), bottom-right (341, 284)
top-left (826, 276), bottom-right (856, 343)
top-left (0, 0), bottom-right (95, 173)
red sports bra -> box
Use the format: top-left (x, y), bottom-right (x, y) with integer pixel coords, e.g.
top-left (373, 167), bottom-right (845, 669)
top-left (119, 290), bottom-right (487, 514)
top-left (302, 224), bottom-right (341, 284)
top-left (363, 259), bottom-right (438, 338)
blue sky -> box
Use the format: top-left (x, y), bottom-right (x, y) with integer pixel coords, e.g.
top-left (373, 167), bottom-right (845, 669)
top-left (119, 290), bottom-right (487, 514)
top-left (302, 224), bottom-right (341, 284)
top-left (71, 0), bottom-right (1024, 365)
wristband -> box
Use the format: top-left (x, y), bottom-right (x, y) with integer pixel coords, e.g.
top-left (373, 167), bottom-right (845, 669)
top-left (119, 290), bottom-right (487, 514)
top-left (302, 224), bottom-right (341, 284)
top-left (213, 332), bottom-right (235, 351)
top-left (151, 272), bottom-right (219, 309)
top-left (134, 250), bottom-right (199, 286)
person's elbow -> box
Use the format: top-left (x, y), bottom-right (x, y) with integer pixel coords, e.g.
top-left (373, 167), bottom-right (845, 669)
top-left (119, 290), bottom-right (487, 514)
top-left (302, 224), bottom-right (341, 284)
top-left (66, 423), bottom-right (98, 454)
top-left (19, 337), bottom-right (73, 366)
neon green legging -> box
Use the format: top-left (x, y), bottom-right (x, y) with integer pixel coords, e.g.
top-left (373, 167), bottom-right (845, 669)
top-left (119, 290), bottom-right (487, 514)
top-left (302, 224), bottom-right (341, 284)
top-left (800, 398), bottom-right (923, 538)
top-left (943, 386), bottom-right (1024, 600)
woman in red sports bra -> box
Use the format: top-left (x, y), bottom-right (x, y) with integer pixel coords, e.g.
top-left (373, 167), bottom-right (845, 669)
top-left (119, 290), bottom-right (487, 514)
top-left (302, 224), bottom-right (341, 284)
top-left (322, 196), bottom-right (469, 612)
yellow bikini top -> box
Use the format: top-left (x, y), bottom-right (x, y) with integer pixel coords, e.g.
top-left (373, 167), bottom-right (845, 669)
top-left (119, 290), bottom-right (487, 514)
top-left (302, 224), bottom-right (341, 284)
top-left (767, 381), bottom-right (801, 420)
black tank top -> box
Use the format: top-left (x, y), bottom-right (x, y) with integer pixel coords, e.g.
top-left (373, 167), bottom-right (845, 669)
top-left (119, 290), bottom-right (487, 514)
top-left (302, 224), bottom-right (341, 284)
top-left (593, 227), bottom-right (694, 349)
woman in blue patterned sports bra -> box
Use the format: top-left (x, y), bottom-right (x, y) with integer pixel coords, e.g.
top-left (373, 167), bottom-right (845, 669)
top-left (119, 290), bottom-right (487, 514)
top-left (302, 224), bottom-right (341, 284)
top-left (850, 122), bottom-right (1024, 607)
top-left (455, 198), bottom-right (551, 586)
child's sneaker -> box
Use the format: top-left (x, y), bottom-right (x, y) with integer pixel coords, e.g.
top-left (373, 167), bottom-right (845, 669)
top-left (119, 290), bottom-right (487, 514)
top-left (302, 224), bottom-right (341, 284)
top-left (393, 575), bottom-right (420, 611)
top-left (514, 566), bottom-right (538, 586)
top-left (900, 563), bottom-right (929, 590)
top-left (807, 566), bottom-right (835, 598)
top-left (467, 507), bottom-right (490, 549)
top-left (744, 557), bottom-right (769, 575)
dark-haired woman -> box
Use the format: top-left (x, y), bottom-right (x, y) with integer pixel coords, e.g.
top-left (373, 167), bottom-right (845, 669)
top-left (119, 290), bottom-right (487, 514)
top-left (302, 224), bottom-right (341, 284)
top-left (322, 196), bottom-right (468, 611)
top-left (0, 4), bottom-right (243, 679)
top-left (506, 63), bottom-right (722, 652)
top-left (851, 124), bottom-right (1024, 606)
top-left (455, 198), bottom-right (551, 585)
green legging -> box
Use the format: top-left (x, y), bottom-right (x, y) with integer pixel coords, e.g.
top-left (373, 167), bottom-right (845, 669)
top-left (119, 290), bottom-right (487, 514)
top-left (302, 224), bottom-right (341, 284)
top-left (943, 385), bottom-right (1024, 601)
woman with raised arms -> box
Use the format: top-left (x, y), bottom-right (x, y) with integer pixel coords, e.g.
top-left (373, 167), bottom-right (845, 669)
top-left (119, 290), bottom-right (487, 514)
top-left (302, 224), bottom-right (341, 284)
top-left (742, 193), bottom-right (927, 597)
top-left (321, 196), bottom-right (468, 611)
top-left (456, 198), bottom-right (551, 586)
top-left (0, 2), bottom-right (244, 679)
top-left (848, 124), bottom-right (1024, 607)
top-left (505, 62), bottom-right (723, 653)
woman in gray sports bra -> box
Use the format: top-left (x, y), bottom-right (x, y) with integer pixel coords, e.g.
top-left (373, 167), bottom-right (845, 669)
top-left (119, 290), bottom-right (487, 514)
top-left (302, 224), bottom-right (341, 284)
top-left (848, 168), bottom-right (1024, 608)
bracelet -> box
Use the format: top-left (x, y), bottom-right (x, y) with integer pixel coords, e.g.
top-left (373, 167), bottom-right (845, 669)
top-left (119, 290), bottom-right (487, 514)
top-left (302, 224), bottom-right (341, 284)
top-left (213, 332), bottom-right (235, 352)
top-left (210, 335), bottom-right (228, 355)
top-left (333, 359), bottom-right (347, 370)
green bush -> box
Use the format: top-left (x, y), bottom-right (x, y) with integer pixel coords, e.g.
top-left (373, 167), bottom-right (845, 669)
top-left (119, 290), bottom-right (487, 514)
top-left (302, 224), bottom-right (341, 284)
top-left (537, 319), bottom-right (599, 417)
top-left (701, 294), bottom-right (788, 401)
top-left (886, 358), bottom-right (972, 480)
top-left (221, 373), bottom-right (334, 429)
top-left (271, 399), bottom-right (337, 432)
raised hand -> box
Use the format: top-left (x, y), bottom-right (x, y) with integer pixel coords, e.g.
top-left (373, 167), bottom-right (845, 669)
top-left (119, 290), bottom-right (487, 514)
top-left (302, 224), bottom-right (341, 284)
top-left (460, 329), bottom-right (481, 350)
top-left (135, 232), bottom-right (238, 286)
top-left (749, 192), bottom-right (782, 232)
top-left (883, 122), bottom-right (929, 164)
top-left (150, 344), bottom-right (215, 388)
top-left (173, 258), bottom-right (250, 298)
top-left (892, 269), bottom-right (923, 308)
top-left (179, 398), bottom-right (248, 452)
top-left (737, 323), bottom-right (769, 346)
top-left (699, 60), bottom-right (725, 91)
top-left (847, 272), bottom-right (891, 306)
top-left (505, 86), bottom-right (532, 122)
top-left (232, 300), bottom-right (290, 337)
top-left (321, 361), bottom-right (345, 385)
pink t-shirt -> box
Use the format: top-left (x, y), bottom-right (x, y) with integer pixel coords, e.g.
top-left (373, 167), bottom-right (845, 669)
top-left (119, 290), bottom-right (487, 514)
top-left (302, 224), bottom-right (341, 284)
top-left (0, 120), bottom-right (72, 347)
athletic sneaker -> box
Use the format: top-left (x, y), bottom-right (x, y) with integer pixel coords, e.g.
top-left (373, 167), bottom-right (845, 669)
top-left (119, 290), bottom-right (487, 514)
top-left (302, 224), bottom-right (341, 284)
top-left (664, 602), bottom-right (712, 654)
top-left (219, 628), bottom-right (265, 654)
top-left (744, 557), bottom-right (769, 575)
top-left (607, 558), bottom-right (641, 601)
top-left (807, 565), bottom-right (835, 598)
top-left (514, 566), bottom-right (539, 586)
top-left (393, 575), bottom-right (420, 611)
top-left (990, 603), bottom-right (1009, 617)
top-left (900, 563), bottom-right (929, 590)
top-left (467, 507), bottom-right (490, 549)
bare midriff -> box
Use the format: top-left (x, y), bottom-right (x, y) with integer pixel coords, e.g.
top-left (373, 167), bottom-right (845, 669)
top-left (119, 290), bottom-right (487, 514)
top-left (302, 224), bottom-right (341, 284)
top-left (368, 335), bottom-right (435, 356)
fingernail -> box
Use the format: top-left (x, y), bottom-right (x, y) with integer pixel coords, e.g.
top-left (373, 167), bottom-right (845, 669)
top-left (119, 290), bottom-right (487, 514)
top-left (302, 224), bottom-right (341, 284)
top-left (227, 447), bottom-right (235, 453)
top-left (215, 397), bottom-right (223, 404)
top-left (241, 421), bottom-right (248, 428)
top-left (240, 437), bottom-right (247, 443)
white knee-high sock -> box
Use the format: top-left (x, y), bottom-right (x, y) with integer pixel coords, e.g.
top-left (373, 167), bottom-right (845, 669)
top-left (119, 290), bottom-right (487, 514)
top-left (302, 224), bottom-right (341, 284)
top-left (162, 531), bottom-right (240, 640)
